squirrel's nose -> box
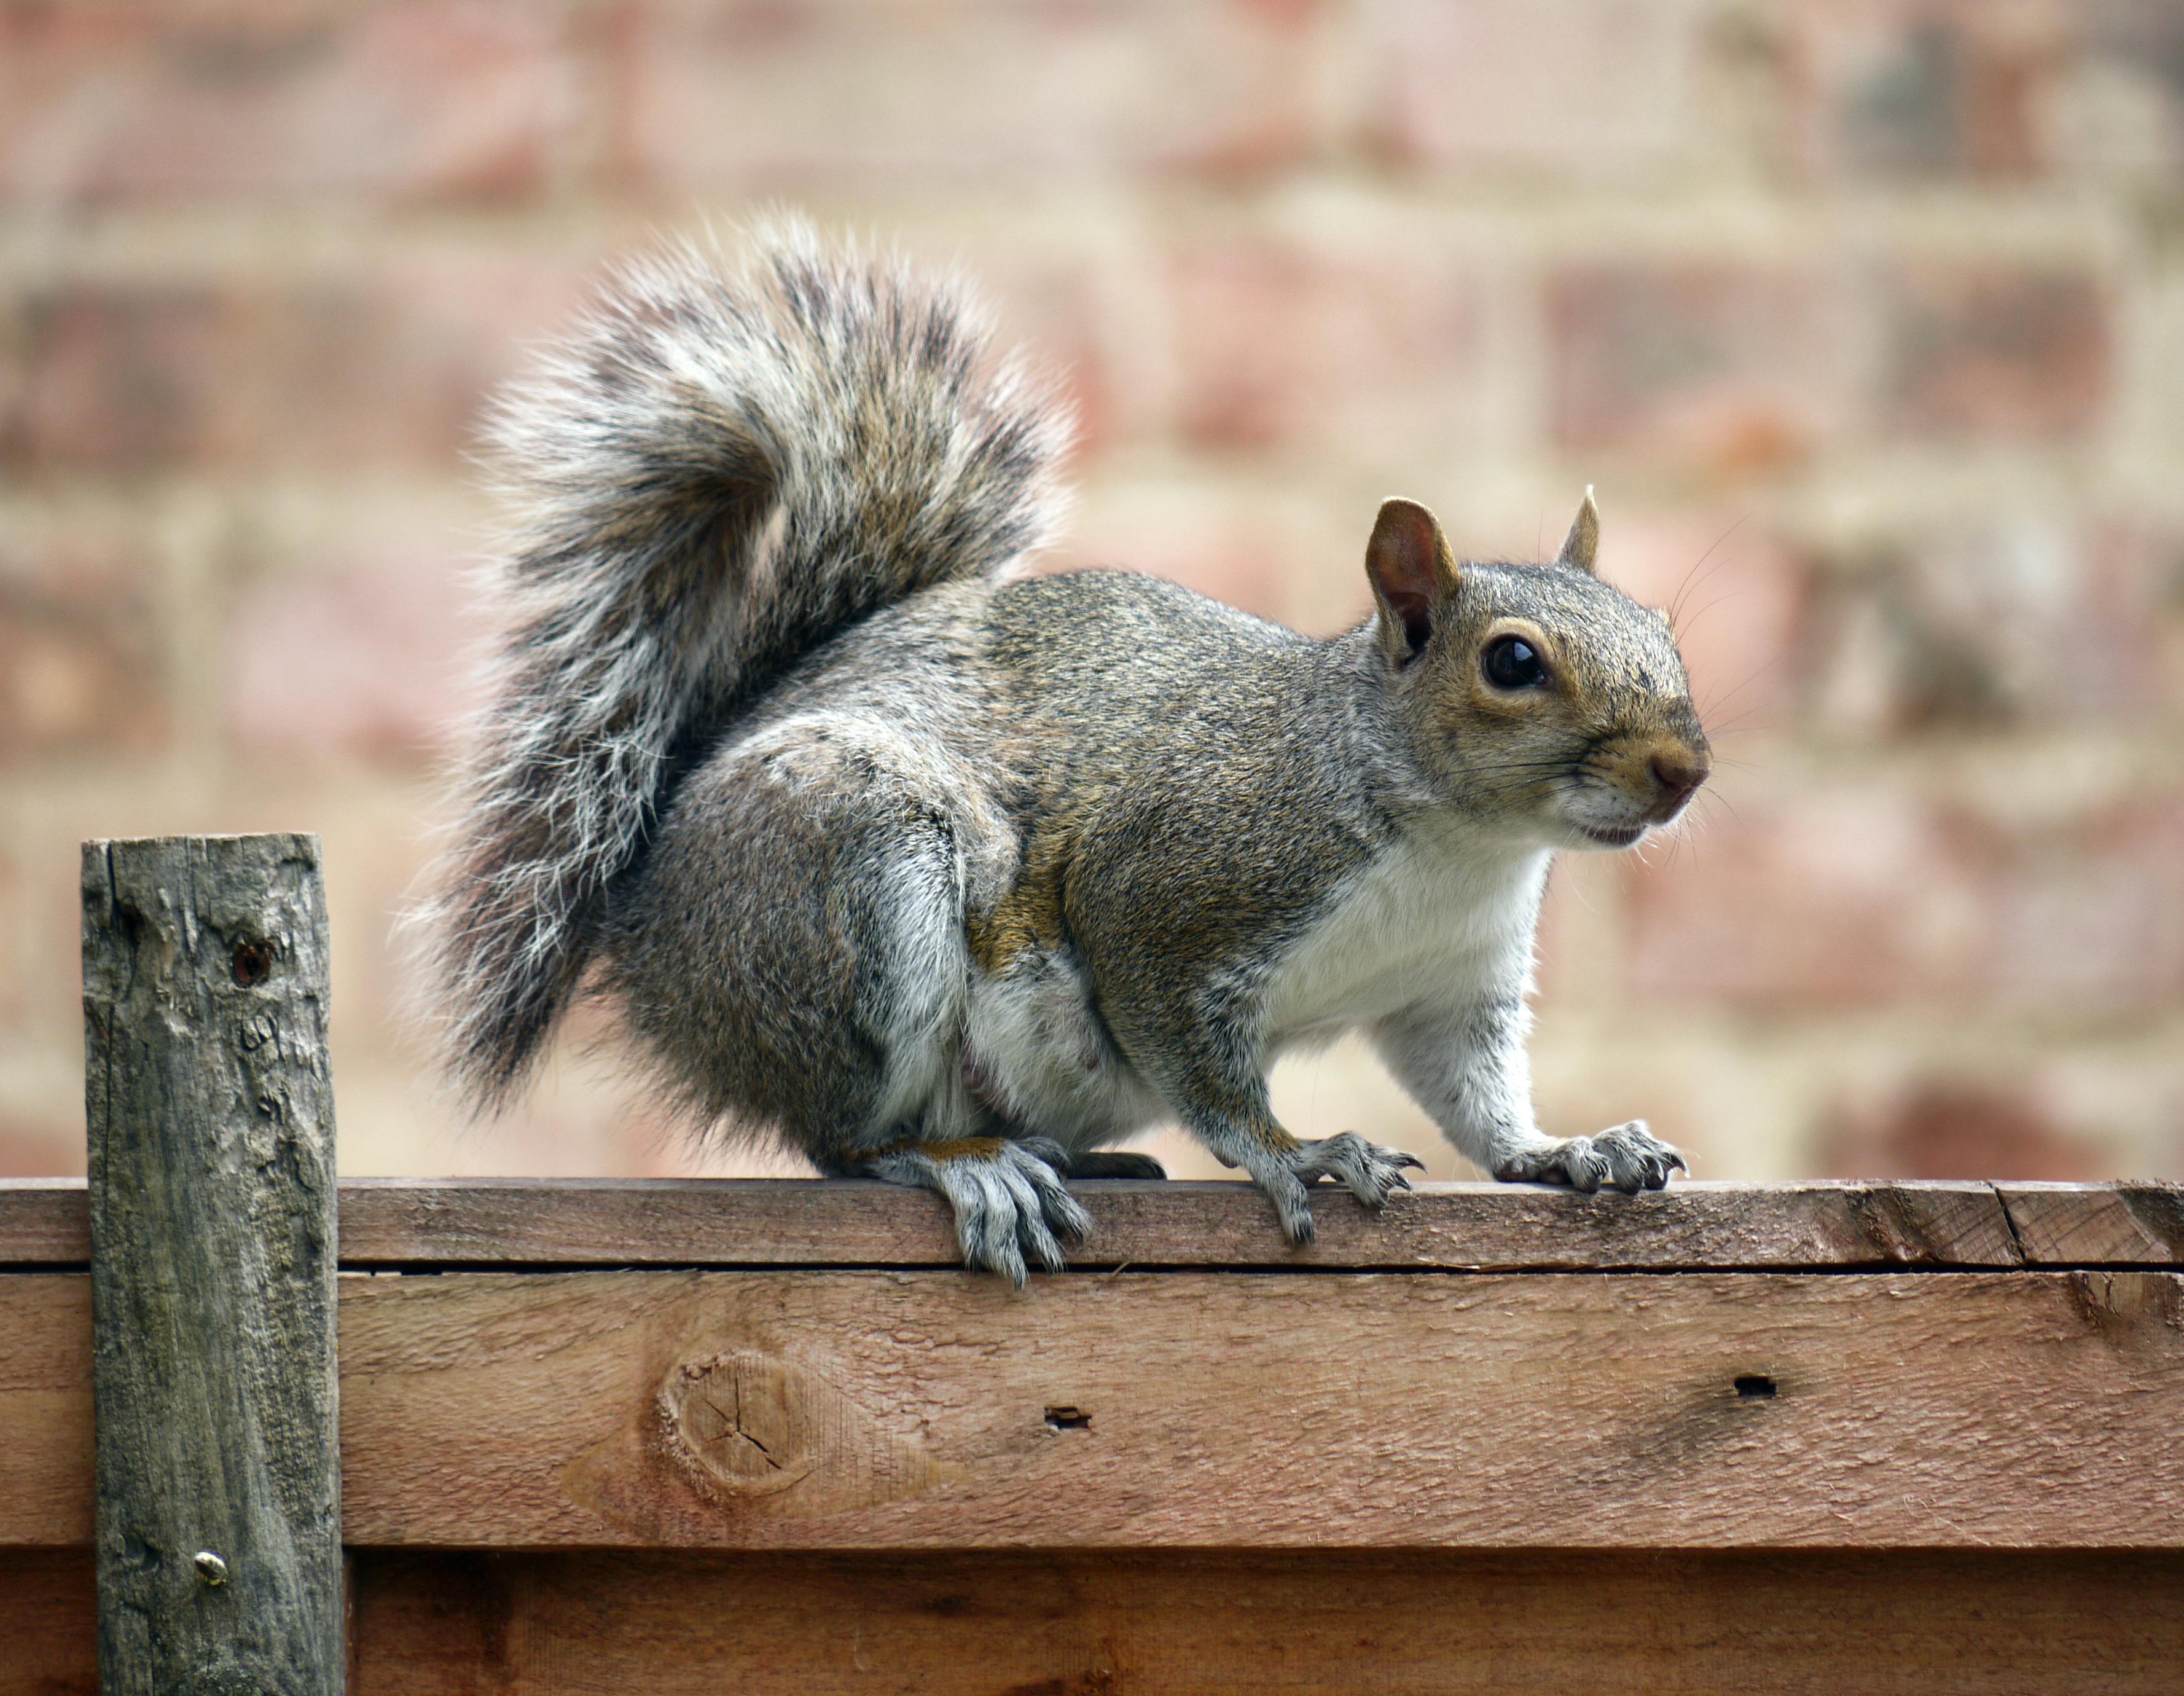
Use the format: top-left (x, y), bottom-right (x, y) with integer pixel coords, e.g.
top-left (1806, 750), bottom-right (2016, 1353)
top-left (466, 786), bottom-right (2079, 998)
top-left (1648, 748), bottom-right (1710, 805)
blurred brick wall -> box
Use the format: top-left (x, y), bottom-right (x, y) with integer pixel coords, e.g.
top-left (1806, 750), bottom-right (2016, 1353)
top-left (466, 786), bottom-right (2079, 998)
top-left (4, 0), bottom-right (2181, 1183)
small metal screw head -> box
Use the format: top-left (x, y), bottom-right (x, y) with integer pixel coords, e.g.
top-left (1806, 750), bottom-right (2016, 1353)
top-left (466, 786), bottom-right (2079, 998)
top-left (192, 1550), bottom-right (228, 1585)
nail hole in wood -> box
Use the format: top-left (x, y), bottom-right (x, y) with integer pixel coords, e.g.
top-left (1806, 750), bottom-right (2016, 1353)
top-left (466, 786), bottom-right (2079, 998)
top-left (1044, 1406), bottom-right (1091, 1432)
top-left (1734, 1375), bottom-right (1777, 1400)
top-left (230, 939), bottom-right (274, 987)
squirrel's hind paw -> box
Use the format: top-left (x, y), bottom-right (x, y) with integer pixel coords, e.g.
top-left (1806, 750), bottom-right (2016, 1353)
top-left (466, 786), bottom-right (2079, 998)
top-left (868, 1137), bottom-right (1093, 1287)
top-left (1495, 1121), bottom-right (1686, 1195)
top-left (1251, 1133), bottom-right (1425, 1247)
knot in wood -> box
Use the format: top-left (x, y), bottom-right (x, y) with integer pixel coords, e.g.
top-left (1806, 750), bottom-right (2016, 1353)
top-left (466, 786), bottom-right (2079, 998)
top-left (660, 1352), bottom-right (818, 1498)
top-left (229, 938), bottom-right (275, 987)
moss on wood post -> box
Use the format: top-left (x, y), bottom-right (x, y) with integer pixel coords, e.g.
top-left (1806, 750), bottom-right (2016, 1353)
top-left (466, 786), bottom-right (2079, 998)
top-left (83, 835), bottom-right (342, 1695)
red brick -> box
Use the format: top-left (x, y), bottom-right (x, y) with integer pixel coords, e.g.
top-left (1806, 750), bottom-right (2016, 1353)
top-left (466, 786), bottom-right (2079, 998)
top-left (0, 533), bottom-right (166, 759)
top-left (1364, 0), bottom-right (1701, 173)
top-left (1976, 800), bottom-right (2184, 1011)
top-left (2082, 0), bottom-right (2184, 177)
top-left (1591, 513), bottom-right (1810, 736)
top-left (614, 0), bottom-right (1328, 187)
top-left (0, 844), bottom-right (36, 1029)
top-left (221, 518), bottom-right (488, 761)
top-left (1545, 264), bottom-right (1849, 471)
top-left (1624, 783), bottom-right (2184, 1015)
top-left (1880, 263), bottom-right (2109, 441)
top-left (0, 801), bottom-right (112, 1042)
top-left (6, 253), bottom-right (592, 475)
top-left (263, 251), bottom-right (594, 469)
top-left (1046, 493), bottom-right (1317, 627)
top-left (0, 2), bottom-right (563, 207)
top-left (969, 255), bottom-right (1124, 468)
top-left (3, 285), bottom-right (230, 473)
top-left (1168, 237), bottom-right (1484, 457)
top-left (0, 1112), bottom-right (82, 1179)
top-left (1817, 1080), bottom-right (2105, 1180)
top-left (1528, 853), bottom-right (1619, 1008)
top-left (1799, 520), bottom-right (2184, 736)
top-left (1778, 0), bottom-right (2073, 180)
top-left (1624, 783), bottom-right (1953, 1011)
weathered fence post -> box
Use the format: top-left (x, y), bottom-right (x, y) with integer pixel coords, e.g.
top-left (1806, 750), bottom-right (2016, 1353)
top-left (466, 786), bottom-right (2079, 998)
top-left (83, 835), bottom-right (343, 1695)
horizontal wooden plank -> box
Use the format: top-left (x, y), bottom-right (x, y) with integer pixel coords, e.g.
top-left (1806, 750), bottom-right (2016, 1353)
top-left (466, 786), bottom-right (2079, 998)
top-left (6, 1176), bottom-right (2178, 1271)
top-left (23, 1176), bottom-right (2184, 1270)
top-left (0, 1553), bottom-right (94, 1696)
top-left (2000, 1182), bottom-right (2184, 1267)
top-left (0, 1181), bottom-right (93, 1268)
top-left (14, 1177), bottom-right (2184, 1274)
top-left (334, 1266), bottom-right (2184, 1550)
top-left (337, 1176), bottom-right (2045, 1270)
top-left (0, 1278), bottom-right (92, 1548)
top-left (347, 1549), bottom-right (2184, 1696)
top-left (12, 1265), bottom-right (2176, 1550)
top-left (10, 1547), bottom-right (2181, 1696)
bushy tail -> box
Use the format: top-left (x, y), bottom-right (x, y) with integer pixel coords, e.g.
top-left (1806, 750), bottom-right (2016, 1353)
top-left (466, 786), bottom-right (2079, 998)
top-left (420, 221), bottom-right (1074, 1109)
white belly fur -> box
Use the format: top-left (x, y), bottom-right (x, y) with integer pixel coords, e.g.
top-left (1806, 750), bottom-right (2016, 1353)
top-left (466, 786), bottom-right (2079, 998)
top-left (1265, 825), bottom-right (1549, 1045)
top-left (960, 954), bottom-right (1168, 1153)
top-left (954, 826), bottom-right (1548, 1153)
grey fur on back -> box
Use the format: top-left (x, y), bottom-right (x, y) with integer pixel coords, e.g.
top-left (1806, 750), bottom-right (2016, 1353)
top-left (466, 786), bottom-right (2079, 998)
top-left (419, 221), bottom-right (1074, 1107)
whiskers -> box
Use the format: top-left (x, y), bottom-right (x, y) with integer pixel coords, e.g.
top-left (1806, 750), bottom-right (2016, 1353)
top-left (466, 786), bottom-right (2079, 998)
top-left (1460, 756), bottom-right (1586, 778)
top-left (1460, 753), bottom-right (1589, 804)
top-left (1634, 799), bottom-right (1709, 872)
top-left (1697, 653), bottom-right (1785, 737)
top-left (1665, 517), bottom-right (1747, 634)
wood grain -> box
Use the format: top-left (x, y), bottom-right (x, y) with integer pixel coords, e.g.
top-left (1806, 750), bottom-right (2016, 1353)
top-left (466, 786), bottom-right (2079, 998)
top-left (0, 1277), bottom-right (93, 1547)
top-left (1999, 1182), bottom-right (2184, 1266)
top-left (24, 1176), bottom-right (2184, 1270)
top-left (0, 1552), bottom-right (94, 1696)
top-left (18, 1264), bottom-right (2172, 1552)
top-left (83, 835), bottom-right (345, 1694)
top-left (0, 1181), bottom-right (92, 1268)
top-left (347, 1549), bottom-right (2184, 1696)
top-left (326, 1267), bottom-right (2184, 1550)
top-left (335, 1175), bottom-right (2035, 1270)
top-left (12, 1547), bottom-right (2182, 1696)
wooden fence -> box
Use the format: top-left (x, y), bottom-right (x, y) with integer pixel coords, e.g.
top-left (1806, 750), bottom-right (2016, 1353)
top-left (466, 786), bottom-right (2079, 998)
top-left (1, 834), bottom-right (2180, 1693)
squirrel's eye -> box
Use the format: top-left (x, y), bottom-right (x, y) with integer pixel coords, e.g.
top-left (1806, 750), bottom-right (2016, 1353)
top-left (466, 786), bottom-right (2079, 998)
top-left (1482, 635), bottom-right (1548, 689)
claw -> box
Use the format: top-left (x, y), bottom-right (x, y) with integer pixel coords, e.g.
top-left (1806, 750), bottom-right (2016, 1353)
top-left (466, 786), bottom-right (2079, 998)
top-left (862, 1138), bottom-right (1091, 1284)
top-left (1249, 1131), bottom-right (1423, 1236)
top-left (1497, 1121), bottom-right (1687, 1195)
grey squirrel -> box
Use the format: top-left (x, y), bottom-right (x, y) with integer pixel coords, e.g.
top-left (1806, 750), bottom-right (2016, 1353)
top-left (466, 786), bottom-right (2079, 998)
top-left (420, 221), bottom-right (1711, 1282)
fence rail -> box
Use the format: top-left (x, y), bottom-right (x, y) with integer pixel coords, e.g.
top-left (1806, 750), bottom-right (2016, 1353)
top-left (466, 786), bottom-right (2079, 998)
top-left (7, 1172), bottom-right (2184, 1272)
top-left (3, 834), bottom-right (2180, 1695)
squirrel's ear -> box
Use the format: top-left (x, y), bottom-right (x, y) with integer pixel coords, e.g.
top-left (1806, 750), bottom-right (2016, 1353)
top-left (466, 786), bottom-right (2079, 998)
top-left (1556, 486), bottom-right (1601, 576)
top-left (1365, 497), bottom-right (1459, 667)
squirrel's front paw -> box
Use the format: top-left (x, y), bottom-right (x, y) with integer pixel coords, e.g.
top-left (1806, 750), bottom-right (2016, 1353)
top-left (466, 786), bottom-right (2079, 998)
top-left (1251, 1133), bottom-right (1425, 1247)
top-left (1495, 1120), bottom-right (1686, 1195)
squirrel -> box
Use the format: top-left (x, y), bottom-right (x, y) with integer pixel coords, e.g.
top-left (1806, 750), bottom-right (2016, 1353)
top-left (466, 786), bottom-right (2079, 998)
top-left (419, 220), bottom-right (1712, 1283)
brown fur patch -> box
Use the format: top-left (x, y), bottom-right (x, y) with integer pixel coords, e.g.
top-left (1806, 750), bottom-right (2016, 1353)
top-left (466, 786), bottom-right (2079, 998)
top-left (869, 1136), bottom-right (1008, 1164)
top-left (967, 800), bottom-right (1097, 975)
top-left (1248, 1119), bottom-right (1301, 1154)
